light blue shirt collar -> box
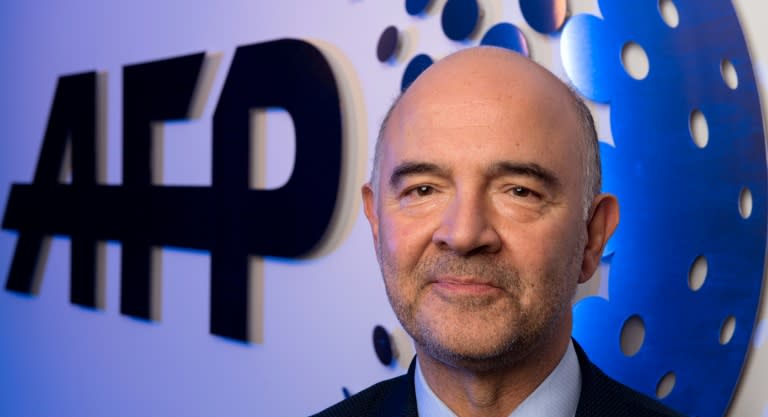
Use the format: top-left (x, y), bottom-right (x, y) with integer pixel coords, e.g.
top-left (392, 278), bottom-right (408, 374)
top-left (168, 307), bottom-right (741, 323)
top-left (414, 340), bottom-right (582, 417)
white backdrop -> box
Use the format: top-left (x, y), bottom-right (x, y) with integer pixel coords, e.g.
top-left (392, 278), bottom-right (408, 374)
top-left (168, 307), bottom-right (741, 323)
top-left (0, 1), bottom-right (766, 416)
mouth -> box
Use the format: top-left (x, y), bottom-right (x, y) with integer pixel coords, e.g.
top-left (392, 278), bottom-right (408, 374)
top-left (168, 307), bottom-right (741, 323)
top-left (429, 275), bottom-right (505, 297)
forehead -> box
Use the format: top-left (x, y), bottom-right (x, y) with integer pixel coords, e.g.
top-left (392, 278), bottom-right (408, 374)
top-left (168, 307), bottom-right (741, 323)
top-left (400, 100), bottom-right (505, 129)
top-left (380, 86), bottom-right (584, 186)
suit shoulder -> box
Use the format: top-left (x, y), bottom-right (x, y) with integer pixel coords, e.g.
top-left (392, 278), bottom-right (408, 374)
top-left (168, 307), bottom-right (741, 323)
top-left (582, 361), bottom-right (687, 417)
top-left (603, 374), bottom-right (685, 416)
top-left (574, 341), bottom-right (687, 417)
top-left (309, 373), bottom-right (412, 417)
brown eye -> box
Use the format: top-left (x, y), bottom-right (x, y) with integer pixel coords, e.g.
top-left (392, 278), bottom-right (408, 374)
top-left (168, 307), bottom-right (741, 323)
top-left (510, 186), bottom-right (531, 197)
top-left (414, 185), bottom-right (434, 196)
top-left (399, 184), bottom-right (439, 207)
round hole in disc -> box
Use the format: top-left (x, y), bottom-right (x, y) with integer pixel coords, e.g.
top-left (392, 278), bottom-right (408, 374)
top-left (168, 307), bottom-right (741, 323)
top-left (720, 315), bottom-right (736, 345)
top-left (621, 42), bottom-right (650, 80)
top-left (688, 255), bottom-right (707, 291)
top-left (656, 371), bottom-right (676, 399)
top-left (739, 187), bottom-right (752, 219)
top-left (689, 109), bottom-right (709, 148)
top-left (721, 58), bottom-right (738, 90)
top-left (620, 315), bottom-right (645, 357)
top-left (658, 0), bottom-right (679, 28)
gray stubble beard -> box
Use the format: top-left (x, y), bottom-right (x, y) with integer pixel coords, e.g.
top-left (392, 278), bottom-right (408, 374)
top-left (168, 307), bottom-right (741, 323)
top-left (377, 242), bottom-right (580, 373)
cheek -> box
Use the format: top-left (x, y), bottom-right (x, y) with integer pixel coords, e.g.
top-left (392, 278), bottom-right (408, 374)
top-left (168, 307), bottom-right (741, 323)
top-left (505, 210), bottom-right (583, 253)
top-left (501, 218), bottom-right (584, 287)
top-left (379, 214), bottom-right (435, 269)
top-left (498, 224), bottom-right (553, 268)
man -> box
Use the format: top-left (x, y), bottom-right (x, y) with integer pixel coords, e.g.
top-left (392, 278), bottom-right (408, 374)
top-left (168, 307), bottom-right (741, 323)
top-left (314, 47), bottom-right (685, 417)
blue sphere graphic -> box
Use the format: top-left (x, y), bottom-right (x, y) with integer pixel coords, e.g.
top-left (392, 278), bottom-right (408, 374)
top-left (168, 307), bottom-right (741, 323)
top-left (406, 0), bottom-right (432, 16)
top-left (441, 0), bottom-right (479, 41)
top-left (401, 54), bottom-right (434, 92)
top-left (519, 0), bottom-right (567, 34)
top-left (480, 23), bottom-right (530, 57)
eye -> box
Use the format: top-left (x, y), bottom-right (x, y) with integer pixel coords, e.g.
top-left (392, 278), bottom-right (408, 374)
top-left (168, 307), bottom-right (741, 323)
top-left (507, 185), bottom-right (540, 200)
top-left (409, 185), bottom-right (435, 197)
top-left (510, 185), bottom-right (531, 197)
top-left (398, 184), bottom-right (439, 208)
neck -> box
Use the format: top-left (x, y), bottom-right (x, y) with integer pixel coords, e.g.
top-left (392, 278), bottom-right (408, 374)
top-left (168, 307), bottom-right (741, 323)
top-left (416, 328), bottom-right (572, 417)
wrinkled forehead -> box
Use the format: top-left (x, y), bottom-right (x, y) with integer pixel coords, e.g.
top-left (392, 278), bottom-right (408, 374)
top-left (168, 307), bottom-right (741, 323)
top-left (374, 47), bottom-right (587, 184)
top-left (386, 96), bottom-right (523, 156)
top-left (376, 79), bottom-right (586, 195)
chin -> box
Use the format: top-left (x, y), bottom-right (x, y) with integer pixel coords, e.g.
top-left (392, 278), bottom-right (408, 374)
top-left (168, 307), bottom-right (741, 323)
top-left (416, 328), bottom-right (530, 371)
top-left (431, 345), bottom-right (524, 373)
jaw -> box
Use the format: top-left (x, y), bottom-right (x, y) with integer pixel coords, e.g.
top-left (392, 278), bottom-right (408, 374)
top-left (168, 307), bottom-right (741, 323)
top-left (404, 280), bottom-right (576, 372)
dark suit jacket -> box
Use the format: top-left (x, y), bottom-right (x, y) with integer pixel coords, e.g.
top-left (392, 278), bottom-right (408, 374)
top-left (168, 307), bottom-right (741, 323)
top-left (311, 342), bottom-right (686, 417)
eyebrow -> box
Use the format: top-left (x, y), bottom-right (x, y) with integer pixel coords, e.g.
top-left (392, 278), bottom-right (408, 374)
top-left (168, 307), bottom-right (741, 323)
top-left (487, 161), bottom-right (561, 190)
top-left (387, 160), bottom-right (561, 190)
top-left (388, 162), bottom-right (448, 189)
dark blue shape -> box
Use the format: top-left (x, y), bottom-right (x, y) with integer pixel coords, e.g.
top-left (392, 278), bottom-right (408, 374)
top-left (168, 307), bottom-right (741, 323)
top-left (373, 325), bottom-right (394, 366)
top-left (480, 23), bottom-right (530, 57)
top-left (401, 54), bottom-right (433, 92)
top-left (520, 0), bottom-right (567, 34)
top-left (441, 0), bottom-right (479, 41)
top-left (562, 1), bottom-right (766, 416)
top-left (377, 26), bottom-right (400, 63)
top-left (406, 0), bottom-right (431, 16)
top-left (2, 72), bottom-right (104, 309)
top-left (122, 54), bottom-right (207, 321)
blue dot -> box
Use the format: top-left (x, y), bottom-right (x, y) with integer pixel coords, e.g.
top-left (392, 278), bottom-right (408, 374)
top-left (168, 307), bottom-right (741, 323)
top-left (480, 23), bottom-right (530, 57)
top-left (373, 325), bottom-right (393, 366)
top-left (520, 0), bottom-right (567, 34)
top-left (377, 26), bottom-right (400, 63)
top-left (401, 54), bottom-right (433, 92)
top-left (441, 0), bottom-right (479, 41)
top-left (406, 0), bottom-right (432, 16)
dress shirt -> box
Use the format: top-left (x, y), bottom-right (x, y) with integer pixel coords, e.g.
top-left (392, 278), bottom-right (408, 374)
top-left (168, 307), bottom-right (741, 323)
top-left (415, 340), bottom-right (582, 417)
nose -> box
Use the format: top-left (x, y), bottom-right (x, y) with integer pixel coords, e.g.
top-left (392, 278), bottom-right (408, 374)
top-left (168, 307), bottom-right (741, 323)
top-left (432, 190), bottom-right (502, 256)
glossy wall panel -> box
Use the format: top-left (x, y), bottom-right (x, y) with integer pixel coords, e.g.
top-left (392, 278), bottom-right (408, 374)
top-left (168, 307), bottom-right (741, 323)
top-left (0, 1), bottom-right (767, 416)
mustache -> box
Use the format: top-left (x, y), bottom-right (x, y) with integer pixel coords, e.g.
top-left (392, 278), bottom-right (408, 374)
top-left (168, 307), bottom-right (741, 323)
top-left (414, 254), bottom-right (521, 291)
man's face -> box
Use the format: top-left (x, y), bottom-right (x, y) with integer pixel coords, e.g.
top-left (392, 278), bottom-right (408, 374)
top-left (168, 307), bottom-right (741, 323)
top-left (363, 53), bottom-right (592, 370)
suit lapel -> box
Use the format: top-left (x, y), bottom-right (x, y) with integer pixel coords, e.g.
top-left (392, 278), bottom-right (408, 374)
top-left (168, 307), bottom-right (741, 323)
top-left (375, 359), bottom-right (419, 417)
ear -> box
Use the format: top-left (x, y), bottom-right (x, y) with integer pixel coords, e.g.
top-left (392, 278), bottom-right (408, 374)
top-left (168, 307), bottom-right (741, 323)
top-left (579, 193), bottom-right (619, 284)
top-left (362, 182), bottom-right (380, 248)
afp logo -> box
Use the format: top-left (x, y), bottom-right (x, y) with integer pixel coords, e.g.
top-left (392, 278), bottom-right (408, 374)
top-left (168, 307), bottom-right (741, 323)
top-left (2, 39), bottom-right (359, 343)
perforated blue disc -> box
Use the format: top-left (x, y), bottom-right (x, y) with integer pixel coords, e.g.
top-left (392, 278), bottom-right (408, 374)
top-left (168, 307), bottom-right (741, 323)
top-left (562, 1), bottom-right (766, 416)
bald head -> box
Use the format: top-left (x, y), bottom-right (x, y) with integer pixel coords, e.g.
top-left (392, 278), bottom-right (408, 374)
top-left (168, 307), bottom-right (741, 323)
top-left (371, 47), bottom-right (600, 217)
